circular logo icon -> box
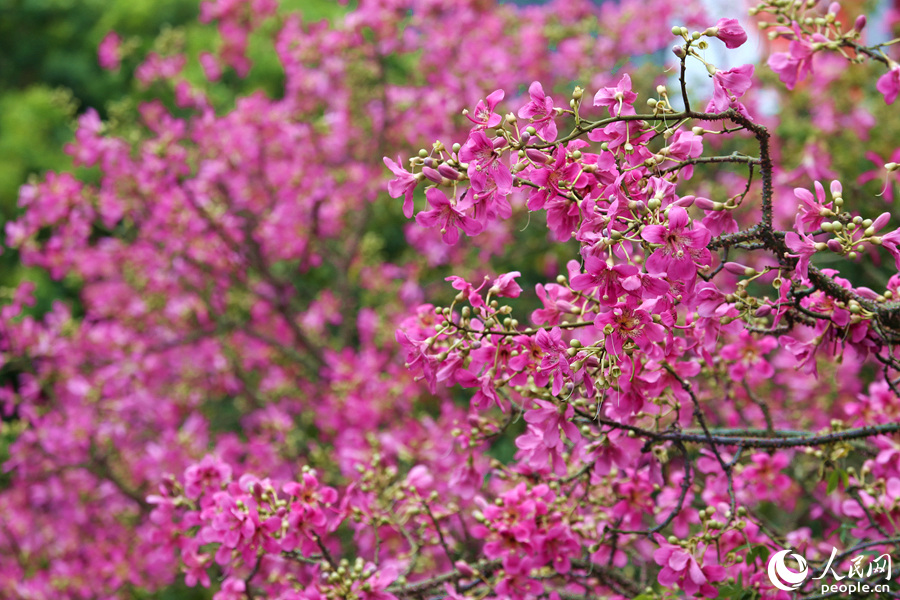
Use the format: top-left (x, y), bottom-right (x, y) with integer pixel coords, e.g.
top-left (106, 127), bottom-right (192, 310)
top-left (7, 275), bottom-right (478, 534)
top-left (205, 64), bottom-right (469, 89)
top-left (767, 549), bottom-right (809, 592)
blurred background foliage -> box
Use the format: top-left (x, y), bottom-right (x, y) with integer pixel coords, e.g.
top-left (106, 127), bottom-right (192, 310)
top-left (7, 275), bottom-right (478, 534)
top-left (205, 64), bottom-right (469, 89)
top-left (0, 0), bottom-right (349, 310)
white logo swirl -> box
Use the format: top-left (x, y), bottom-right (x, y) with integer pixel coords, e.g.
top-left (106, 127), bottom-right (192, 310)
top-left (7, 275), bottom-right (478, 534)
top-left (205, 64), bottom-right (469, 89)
top-left (767, 549), bottom-right (809, 591)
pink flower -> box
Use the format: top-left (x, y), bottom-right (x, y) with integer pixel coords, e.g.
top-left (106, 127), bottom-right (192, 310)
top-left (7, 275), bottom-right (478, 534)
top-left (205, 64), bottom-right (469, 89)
top-left (767, 23), bottom-right (825, 90)
top-left (184, 455), bottom-right (233, 499)
top-left (640, 206), bottom-right (712, 279)
top-left (523, 398), bottom-right (578, 450)
top-left (876, 65), bottom-right (900, 105)
top-left (785, 230), bottom-right (817, 280)
top-left (459, 130), bottom-right (501, 169)
top-left (214, 577), bottom-right (246, 600)
top-left (593, 73), bottom-right (638, 116)
top-left (859, 149), bottom-right (900, 203)
top-left (532, 283), bottom-right (577, 325)
top-left (793, 181), bottom-right (834, 233)
top-left (720, 330), bottom-right (778, 383)
top-left (595, 303), bottom-right (665, 357)
top-left (517, 81), bottom-right (557, 141)
top-left (711, 18), bottom-right (748, 49)
top-left (350, 564), bottom-right (398, 600)
top-left (465, 89), bottom-right (504, 129)
top-left (98, 32), bottom-right (123, 70)
top-left (491, 271), bottom-right (523, 298)
top-left (384, 157), bottom-right (418, 218)
top-left (706, 64), bottom-right (754, 117)
top-left (415, 188), bottom-right (483, 245)
top-left (525, 149), bottom-right (586, 210)
top-left (879, 228), bottom-right (900, 270)
top-left (569, 255), bottom-right (638, 306)
top-left (654, 537), bottom-right (726, 597)
top-left (535, 327), bottom-right (573, 395)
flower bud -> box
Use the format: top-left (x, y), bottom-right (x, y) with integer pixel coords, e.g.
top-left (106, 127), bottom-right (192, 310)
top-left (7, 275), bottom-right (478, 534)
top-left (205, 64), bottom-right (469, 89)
top-left (692, 197), bottom-right (717, 211)
top-left (672, 45), bottom-right (687, 58)
top-left (438, 164), bottom-right (460, 180)
top-left (422, 166), bottom-right (444, 184)
top-left (826, 239), bottom-right (843, 253)
top-left (854, 15), bottom-right (867, 32)
top-left (755, 305), bottom-right (772, 317)
top-left (712, 18), bottom-right (748, 49)
top-left (724, 262), bottom-right (754, 275)
top-left (526, 148), bottom-right (552, 164)
top-left (830, 180), bottom-right (842, 197)
top-left (873, 212), bottom-right (892, 231)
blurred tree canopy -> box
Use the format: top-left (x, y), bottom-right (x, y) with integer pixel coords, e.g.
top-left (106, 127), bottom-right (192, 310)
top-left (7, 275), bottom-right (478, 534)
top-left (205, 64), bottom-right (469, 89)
top-left (0, 0), bottom-right (201, 296)
top-left (0, 0), bottom-right (345, 304)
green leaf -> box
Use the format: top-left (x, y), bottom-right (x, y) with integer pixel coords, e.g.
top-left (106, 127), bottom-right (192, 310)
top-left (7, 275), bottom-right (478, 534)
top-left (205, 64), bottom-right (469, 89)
top-left (746, 544), bottom-right (771, 566)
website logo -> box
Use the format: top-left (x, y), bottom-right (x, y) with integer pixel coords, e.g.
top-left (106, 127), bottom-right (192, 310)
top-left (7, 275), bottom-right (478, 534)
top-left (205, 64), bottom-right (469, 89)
top-left (767, 549), bottom-right (809, 591)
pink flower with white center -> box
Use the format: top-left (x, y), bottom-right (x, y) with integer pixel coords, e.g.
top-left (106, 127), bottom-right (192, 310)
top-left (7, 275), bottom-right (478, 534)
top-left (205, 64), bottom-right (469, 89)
top-left (641, 206), bottom-right (712, 279)
top-left (569, 255), bottom-right (638, 306)
top-left (653, 537), bottom-right (726, 597)
top-left (593, 73), bottom-right (638, 117)
top-left (383, 157), bottom-right (418, 218)
top-left (785, 230), bottom-right (817, 281)
top-left (710, 18), bottom-right (748, 49)
top-left (706, 64), bottom-right (754, 117)
top-left (465, 89), bottom-right (504, 129)
top-left (793, 181), bottom-right (834, 233)
top-left (415, 188), bottom-right (483, 245)
top-left (595, 303), bottom-right (665, 357)
top-left (876, 65), bottom-right (900, 105)
top-left (517, 81), bottom-right (557, 141)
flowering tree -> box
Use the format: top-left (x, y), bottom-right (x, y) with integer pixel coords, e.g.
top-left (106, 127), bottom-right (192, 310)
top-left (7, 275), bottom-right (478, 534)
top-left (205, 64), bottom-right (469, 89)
top-left (2, 0), bottom-right (900, 599)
